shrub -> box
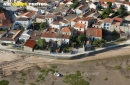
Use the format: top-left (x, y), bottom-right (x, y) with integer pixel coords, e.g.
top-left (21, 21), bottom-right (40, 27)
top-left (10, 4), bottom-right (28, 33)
top-left (104, 78), bottom-right (108, 81)
top-left (125, 76), bottom-right (129, 78)
top-left (115, 65), bottom-right (121, 69)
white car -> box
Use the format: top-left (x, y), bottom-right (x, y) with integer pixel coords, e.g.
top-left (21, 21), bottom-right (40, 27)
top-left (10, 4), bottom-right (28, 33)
top-left (54, 72), bottom-right (61, 77)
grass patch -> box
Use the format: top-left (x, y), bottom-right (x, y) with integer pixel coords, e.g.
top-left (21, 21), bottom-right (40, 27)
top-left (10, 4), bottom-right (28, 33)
top-left (128, 66), bottom-right (130, 70)
top-left (21, 73), bottom-right (26, 76)
top-left (104, 78), bottom-right (108, 81)
top-left (115, 65), bottom-right (121, 69)
top-left (30, 83), bottom-right (36, 85)
top-left (86, 77), bottom-right (91, 81)
top-left (125, 76), bottom-right (129, 78)
top-left (51, 65), bottom-right (57, 69)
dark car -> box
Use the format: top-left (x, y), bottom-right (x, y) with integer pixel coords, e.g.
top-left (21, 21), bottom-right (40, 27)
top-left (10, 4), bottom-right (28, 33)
top-left (1, 43), bottom-right (8, 46)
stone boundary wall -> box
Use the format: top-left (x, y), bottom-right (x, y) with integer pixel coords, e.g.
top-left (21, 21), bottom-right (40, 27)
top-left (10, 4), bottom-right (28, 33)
top-left (0, 43), bottom-right (126, 60)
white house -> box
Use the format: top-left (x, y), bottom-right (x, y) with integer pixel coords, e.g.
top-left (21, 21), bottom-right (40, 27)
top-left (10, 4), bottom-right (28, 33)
top-left (45, 14), bottom-right (57, 25)
top-left (74, 22), bottom-right (85, 31)
top-left (75, 4), bottom-right (89, 15)
top-left (14, 17), bottom-right (31, 30)
top-left (103, 18), bottom-right (113, 30)
top-left (60, 18), bottom-right (70, 27)
top-left (19, 30), bottom-right (32, 42)
top-left (50, 21), bottom-right (61, 29)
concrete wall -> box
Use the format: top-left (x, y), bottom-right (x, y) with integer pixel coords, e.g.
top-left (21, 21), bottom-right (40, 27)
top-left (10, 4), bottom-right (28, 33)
top-left (24, 46), bottom-right (33, 52)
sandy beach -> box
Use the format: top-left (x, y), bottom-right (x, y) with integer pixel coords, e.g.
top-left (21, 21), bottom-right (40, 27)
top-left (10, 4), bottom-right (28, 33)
top-left (0, 46), bottom-right (130, 85)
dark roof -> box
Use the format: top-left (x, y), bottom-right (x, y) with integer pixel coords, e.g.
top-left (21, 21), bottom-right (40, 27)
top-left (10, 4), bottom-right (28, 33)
top-left (24, 39), bottom-right (36, 48)
top-left (30, 31), bottom-right (42, 40)
top-left (79, 4), bottom-right (88, 10)
top-left (17, 17), bottom-right (28, 21)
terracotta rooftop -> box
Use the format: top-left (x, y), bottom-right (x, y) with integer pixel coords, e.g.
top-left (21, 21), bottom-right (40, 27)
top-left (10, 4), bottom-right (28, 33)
top-left (0, 11), bottom-right (11, 27)
top-left (61, 27), bottom-right (71, 32)
top-left (36, 14), bottom-right (45, 19)
top-left (41, 32), bottom-right (58, 38)
top-left (46, 14), bottom-right (55, 18)
top-left (100, 0), bottom-right (115, 3)
top-left (58, 34), bottom-right (70, 39)
top-left (74, 23), bottom-right (85, 28)
top-left (20, 10), bottom-right (36, 18)
top-left (104, 18), bottom-right (113, 23)
top-left (52, 21), bottom-right (60, 25)
top-left (24, 39), bottom-right (36, 48)
top-left (113, 17), bottom-right (123, 22)
top-left (123, 1), bottom-right (130, 6)
top-left (86, 28), bottom-right (102, 37)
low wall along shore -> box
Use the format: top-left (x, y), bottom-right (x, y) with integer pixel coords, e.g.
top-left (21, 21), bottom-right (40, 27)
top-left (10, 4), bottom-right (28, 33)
top-left (0, 43), bottom-right (126, 60)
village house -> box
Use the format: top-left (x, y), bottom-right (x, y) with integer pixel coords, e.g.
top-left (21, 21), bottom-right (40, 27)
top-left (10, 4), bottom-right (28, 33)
top-left (59, 18), bottom-right (70, 27)
top-left (36, 14), bottom-right (46, 23)
top-left (54, 4), bottom-right (70, 16)
top-left (74, 22), bottom-right (85, 32)
top-left (71, 17), bottom-right (96, 29)
top-left (123, 2), bottom-right (130, 12)
top-left (89, 2), bottom-right (100, 9)
top-left (75, 4), bottom-right (89, 15)
top-left (45, 14), bottom-right (57, 25)
top-left (92, 21), bottom-right (104, 28)
top-left (61, 27), bottom-right (76, 35)
top-left (50, 21), bottom-right (61, 29)
top-left (19, 30), bottom-right (32, 42)
top-left (0, 11), bottom-right (11, 30)
top-left (99, 0), bottom-right (117, 8)
top-left (30, 30), bottom-right (42, 41)
top-left (103, 18), bottom-right (113, 30)
top-left (0, 30), bottom-right (23, 44)
top-left (110, 17), bottom-right (123, 32)
top-left (86, 27), bottom-right (102, 40)
top-left (14, 10), bottom-right (37, 29)
top-left (24, 39), bottom-right (36, 52)
top-left (41, 28), bottom-right (60, 42)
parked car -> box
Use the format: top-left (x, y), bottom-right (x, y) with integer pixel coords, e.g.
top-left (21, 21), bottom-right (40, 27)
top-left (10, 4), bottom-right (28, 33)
top-left (54, 72), bottom-right (62, 77)
top-left (1, 43), bottom-right (8, 46)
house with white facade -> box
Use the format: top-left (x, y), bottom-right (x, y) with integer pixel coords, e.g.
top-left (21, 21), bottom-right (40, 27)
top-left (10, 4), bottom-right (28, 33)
top-left (50, 21), bottom-right (61, 29)
top-left (103, 18), bottom-right (113, 30)
top-left (19, 30), bottom-right (32, 42)
top-left (14, 10), bottom-right (37, 29)
top-left (59, 18), bottom-right (70, 27)
top-left (74, 22), bottom-right (85, 32)
top-left (75, 4), bottom-right (89, 15)
top-left (14, 17), bottom-right (31, 30)
top-left (45, 14), bottom-right (57, 25)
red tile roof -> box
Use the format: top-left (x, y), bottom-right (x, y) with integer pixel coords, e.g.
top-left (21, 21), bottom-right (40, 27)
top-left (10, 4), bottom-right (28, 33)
top-left (86, 28), bottom-right (102, 37)
top-left (113, 17), bottom-right (123, 22)
top-left (74, 23), bottom-right (85, 28)
top-left (61, 27), bottom-right (71, 32)
top-left (100, 0), bottom-right (114, 3)
top-left (24, 39), bottom-right (36, 48)
top-left (0, 11), bottom-right (11, 27)
top-left (20, 10), bottom-right (36, 18)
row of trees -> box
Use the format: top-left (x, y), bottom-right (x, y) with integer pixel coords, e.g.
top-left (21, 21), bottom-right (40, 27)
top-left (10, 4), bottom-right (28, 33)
top-left (101, 2), bottom-right (129, 19)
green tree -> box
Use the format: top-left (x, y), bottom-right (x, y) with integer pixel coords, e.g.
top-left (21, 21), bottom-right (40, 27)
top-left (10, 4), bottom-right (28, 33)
top-left (112, 30), bottom-right (120, 39)
top-left (40, 22), bottom-right (46, 31)
top-left (77, 34), bottom-right (86, 43)
top-left (117, 5), bottom-right (129, 17)
top-left (63, 71), bottom-right (89, 85)
top-left (0, 80), bottom-right (9, 85)
top-left (70, 0), bottom-right (79, 9)
top-left (107, 2), bottom-right (112, 8)
top-left (92, 39), bottom-right (102, 47)
top-left (36, 38), bottom-right (46, 48)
